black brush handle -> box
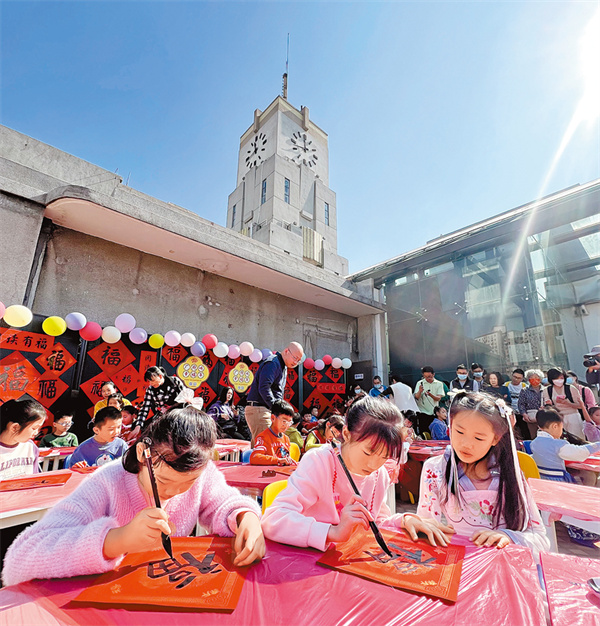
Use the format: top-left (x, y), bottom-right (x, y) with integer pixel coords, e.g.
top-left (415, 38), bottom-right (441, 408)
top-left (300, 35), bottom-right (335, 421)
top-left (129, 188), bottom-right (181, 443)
top-left (143, 443), bottom-right (173, 559)
top-left (331, 441), bottom-right (393, 557)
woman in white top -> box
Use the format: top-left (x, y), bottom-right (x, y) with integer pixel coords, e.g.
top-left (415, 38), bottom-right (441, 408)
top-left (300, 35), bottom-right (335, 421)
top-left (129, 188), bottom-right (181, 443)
top-left (542, 367), bottom-right (585, 439)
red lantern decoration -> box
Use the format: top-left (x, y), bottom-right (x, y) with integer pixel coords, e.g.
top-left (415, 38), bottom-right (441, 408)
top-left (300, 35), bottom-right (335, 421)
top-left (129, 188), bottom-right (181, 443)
top-left (80, 321), bottom-right (102, 342)
top-left (303, 358), bottom-right (315, 370)
top-left (202, 334), bottom-right (218, 350)
top-left (322, 354), bottom-right (332, 365)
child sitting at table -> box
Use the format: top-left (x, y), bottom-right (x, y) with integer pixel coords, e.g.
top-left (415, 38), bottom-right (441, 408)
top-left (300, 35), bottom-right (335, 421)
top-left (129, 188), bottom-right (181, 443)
top-left (93, 381), bottom-right (131, 416)
top-left (0, 399), bottom-right (46, 480)
top-left (417, 391), bottom-right (549, 553)
top-left (67, 407), bottom-right (128, 468)
top-left (285, 412), bottom-right (305, 452)
top-left (429, 406), bottom-right (450, 441)
top-left (39, 411), bottom-right (78, 448)
top-left (250, 400), bottom-right (297, 466)
top-left (262, 396), bottom-right (452, 551)
top-left (2, 405), bottom-right (264, 586)
top-left (583, 406), bottom-right (600, 443)
top-left (304, 414), bottom-right (345, 452)
top-left (531, 408), bottom-right (600, 482)
top-left (119, 404), bottom-right (138, 442)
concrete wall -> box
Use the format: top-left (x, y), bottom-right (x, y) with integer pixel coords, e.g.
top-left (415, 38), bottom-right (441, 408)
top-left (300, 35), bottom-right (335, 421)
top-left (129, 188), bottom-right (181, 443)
top-left (32, 226), bottom-right (359, 357)
top-left (0, 191), bottom-right (45, 305)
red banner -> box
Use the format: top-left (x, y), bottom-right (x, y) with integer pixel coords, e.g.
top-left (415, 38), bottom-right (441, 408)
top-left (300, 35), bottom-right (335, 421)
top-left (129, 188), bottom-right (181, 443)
top-left (0, 329), bottom-right (54, 354)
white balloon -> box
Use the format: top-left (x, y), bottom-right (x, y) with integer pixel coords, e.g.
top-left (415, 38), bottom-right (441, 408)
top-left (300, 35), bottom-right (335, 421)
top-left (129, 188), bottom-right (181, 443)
top-left (341, 358), bottom-right (352, 369)
top-left (164, 330), bottom-right (181, 347)
top-left (250, 348), bottom-right (263, 363)
top-left (331, 357), bottom-right (343, 369)
top-left (180, 332), bottom-right (196, 347)
top-left (213, 341), bottom-right (229, 358)
top-left (102, 326), bottom-right (122, 344)
top-left (314, 359), bottom-right (325, 371)
top-left (239, 341), bottom-right (254, 357)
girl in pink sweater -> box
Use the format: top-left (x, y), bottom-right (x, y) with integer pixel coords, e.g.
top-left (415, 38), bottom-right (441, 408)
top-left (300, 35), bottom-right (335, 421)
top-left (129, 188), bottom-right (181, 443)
top-left (261, 396), bottom-right (453, 551)
top-left (3, 405), bottom-right (264, 586)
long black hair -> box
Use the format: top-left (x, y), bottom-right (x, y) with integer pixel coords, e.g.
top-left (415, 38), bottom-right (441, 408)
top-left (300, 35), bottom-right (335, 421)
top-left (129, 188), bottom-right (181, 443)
top-left (445, 391), bottom-right (526, 531)
top-left (143, 366), bottom-right (176, 387)
top-left (217, 386), bottom-right (234, 405)
top-left (122, 404), bottom-right (217, 474)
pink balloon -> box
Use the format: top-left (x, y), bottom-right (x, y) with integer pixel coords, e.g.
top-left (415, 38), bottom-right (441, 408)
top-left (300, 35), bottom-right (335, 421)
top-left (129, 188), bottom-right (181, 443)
top-left (80, 321), bottom-right (102, 342)
top-left (331, 357), bottom-right (343, 369)
top-left (114, 313), bottom-right (136, 333)
top-left (322, 354), bottom-right (332, 365)
top-left (0, 302), bottom-right (6, 319)
top-left (303, 358), bottom-right (315, 370)
top-left (250, 348), bottom-right (263, 363)
top-left (228, 344), bottom-right (241, 359)
top-left (314, 359), bottom-right (325, 371)
top-left (202, 334), bottom-right (218, 350)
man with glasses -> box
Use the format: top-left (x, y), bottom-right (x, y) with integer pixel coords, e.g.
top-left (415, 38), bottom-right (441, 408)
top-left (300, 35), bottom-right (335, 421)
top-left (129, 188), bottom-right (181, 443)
top-left (250, 400), bottom-right (297, 466)
top-left (39, 411), bottom-right (78, 448)
top-left (246, 341), bottom-right (304, 446)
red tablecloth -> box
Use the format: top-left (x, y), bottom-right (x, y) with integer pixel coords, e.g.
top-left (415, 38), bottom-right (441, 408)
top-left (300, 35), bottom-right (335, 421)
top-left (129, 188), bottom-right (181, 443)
top-left (218, 463), bottom-right (296, 491)
top-left (540, 551), bottom-right (600, 626)
top-left (408, 442), bottom-right (447, 463)
top-left (0, 469), bottom-right (89, 515)
top-left (0, 537), bottom-right (545, 626)
top-left (528, 478), bottom-right (600, 522)
top-left (565, 453), bottom-right (600, 472)
top-left (38, 446), bottom-right (77, 457)
top-left (215, 440), bottom-right (251, 457)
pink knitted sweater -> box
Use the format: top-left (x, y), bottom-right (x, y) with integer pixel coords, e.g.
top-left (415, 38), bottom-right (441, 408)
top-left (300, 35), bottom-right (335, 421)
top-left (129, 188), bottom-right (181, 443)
top-left (3, 460), bottom-right (260, 586)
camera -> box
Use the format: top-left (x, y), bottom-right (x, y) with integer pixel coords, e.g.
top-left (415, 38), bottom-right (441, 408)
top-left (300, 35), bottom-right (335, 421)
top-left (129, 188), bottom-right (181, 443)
top-left (583, 355), bottom-right (600, 368)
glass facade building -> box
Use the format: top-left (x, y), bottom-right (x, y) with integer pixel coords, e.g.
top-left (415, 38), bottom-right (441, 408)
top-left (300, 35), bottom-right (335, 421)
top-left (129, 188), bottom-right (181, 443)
top-left (351, 180), bottom-right (600, 386)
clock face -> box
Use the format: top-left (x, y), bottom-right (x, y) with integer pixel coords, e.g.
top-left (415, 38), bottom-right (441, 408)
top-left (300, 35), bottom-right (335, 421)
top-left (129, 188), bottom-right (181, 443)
top-left (245, 132), bottom-right (268, 168)
top-left (290, 131), bottom-right (319, 167)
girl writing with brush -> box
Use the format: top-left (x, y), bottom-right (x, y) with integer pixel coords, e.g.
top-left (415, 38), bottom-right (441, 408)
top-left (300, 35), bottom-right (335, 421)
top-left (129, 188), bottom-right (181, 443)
top-left (417, 391), bottom-right (548, 551)
top-left (261, 396), bottom-right (453, 550)
top-left (3, 405), bottom-right (264, 586)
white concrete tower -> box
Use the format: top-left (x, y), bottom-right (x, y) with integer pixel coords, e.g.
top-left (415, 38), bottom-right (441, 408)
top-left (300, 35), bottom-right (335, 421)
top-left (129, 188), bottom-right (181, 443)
top-left (227, 97), bottom-right (348, 276)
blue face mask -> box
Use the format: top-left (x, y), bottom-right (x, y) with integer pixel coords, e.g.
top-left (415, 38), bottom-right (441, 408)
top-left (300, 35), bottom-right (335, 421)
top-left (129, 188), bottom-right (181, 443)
top-left (473, 371), bottom-right (483, 378)
top-left (457, 373), bottom-right (468, 381)
top-left (566, 377), bottom-right (574, 385)
top-left (374, 383), bottom-right (382, 389)
top-left (542, 377), bottom-right (548, 385)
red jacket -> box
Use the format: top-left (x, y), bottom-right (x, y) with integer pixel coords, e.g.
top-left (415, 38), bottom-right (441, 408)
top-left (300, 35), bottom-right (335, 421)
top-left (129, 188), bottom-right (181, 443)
top-left (250, 428), bottom-right (292, 465)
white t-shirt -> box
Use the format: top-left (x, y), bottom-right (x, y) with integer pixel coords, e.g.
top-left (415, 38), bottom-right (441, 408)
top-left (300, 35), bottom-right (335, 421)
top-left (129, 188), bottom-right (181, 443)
top-left (0, 440), bottom-right (40, 480)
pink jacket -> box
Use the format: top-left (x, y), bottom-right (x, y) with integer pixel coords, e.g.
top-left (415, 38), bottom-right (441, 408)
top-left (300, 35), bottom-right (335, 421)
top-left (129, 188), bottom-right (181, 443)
top-left (3, 460), bottom-right (260, 586)
top-left (261, 444), bottom-right (404, 551)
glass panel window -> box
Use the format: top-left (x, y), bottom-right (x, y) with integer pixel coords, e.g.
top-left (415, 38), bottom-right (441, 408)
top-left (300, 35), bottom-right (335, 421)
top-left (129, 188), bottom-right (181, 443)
top-left (261, 179), bottom-right (267, 205)
top-left (324, 202), bottom-right (330, 226)
top-left (284, 178), bottom-right (290, 203)
top-left (231, 204), bottom-right (236, 227)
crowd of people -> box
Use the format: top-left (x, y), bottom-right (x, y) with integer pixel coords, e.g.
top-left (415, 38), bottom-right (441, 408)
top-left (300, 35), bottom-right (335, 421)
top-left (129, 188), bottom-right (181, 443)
top-left (1, 342), bottom-right (599, 587)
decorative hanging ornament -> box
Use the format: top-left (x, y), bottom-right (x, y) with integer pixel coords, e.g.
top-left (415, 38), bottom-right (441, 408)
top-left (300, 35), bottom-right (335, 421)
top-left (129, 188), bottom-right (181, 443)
top-left (303, 357), bottom-right (315, 369)
top-left (322, 354), bottom-right (332, 366)
top-left (202, 334), bottom-right (218, 350)
top-left (331, 357), bottom-right (343, 369)
top-left (114, 313), bottom-right (136, 333)
top-left (148, 333), bottom-right (165, 349)
top-left (250, 348), bottom-right (263, 363)
top-left (239, 341), bottom-right (254, 357)
top-left (3, 305), bottom-right (33, 328)
top-left (80, 321), bottom-right (102, 342)
top-left (228, 344), bottom-right (241, 359)
top-left (341, 358), bottom-right (352, 369)
top-left (180, 332), bottom-right (196, 347)
top-left (213, 342), bottom-right (229, 359)
top-left (0, 302), bottom-right (5, 320)
top-left (42, 316), bottom-right (67, 337)
top-left (164, 330), bottom-right (181, 347)
top-left (314, 359), bottom-right (325, 371)
top-left (261, 349), bottom-right (272, 360)
top-left (129, 327), bottom-right (148, 345)
top-left (65, 312), bottom-right (87, 331)
top-left (102, 326), bottom-right (121, 344)
top-left (190, 341), bottom-right (206, 357)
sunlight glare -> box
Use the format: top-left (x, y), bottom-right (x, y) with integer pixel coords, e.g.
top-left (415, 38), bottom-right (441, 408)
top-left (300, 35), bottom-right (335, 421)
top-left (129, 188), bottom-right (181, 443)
top-left (576, 9), bottom-right (600, 124)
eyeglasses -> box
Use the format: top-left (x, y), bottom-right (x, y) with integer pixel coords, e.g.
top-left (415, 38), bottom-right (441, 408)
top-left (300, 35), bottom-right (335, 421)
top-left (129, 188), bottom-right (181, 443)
top-left (56, 421), bottom-right (73, 427)
top-left (277, 418), bottom-right (293, 425)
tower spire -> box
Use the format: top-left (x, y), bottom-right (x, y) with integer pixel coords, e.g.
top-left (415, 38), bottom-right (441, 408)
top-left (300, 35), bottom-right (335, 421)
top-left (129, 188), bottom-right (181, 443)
top-left (282, 33), bottom-right (289, 100)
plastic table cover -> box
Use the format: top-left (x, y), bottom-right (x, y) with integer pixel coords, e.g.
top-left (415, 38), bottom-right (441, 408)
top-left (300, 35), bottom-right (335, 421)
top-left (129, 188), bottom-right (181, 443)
top-left (540, 551), bottom-right (600, 626)
top-left (0, 469), bottom-right (88, 516)
top-left (528, 478), bottom-right (600, 522)
top-left (409, 443), bottom-right (447, 463)
top-left (565, 453), bottom-right (600, 473)
top-left (0, 537), bottom-right (545, 626)
top-left (217, 464), bottom-right (296, 490)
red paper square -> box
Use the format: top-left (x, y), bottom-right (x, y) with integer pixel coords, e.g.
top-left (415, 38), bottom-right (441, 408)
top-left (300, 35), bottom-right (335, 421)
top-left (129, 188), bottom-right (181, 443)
top-left (317, 530), bottom-right (464, 602)
top-left (30, 371), bottom-right (69, 408)
top-left (111, 363), bottom-right (140, 397)
top-left (0, 352), bottom-right (42, 402)
top-left (161, 345), bottom-right (189, 368)
top-left (88, 341), bottom-right (135, 376)
top-left (36, 342), bottom-right (76, 377)
top-left (80, 372), bottom-right (114, 405)
top-left (72, 537), bottom-right (246, 611)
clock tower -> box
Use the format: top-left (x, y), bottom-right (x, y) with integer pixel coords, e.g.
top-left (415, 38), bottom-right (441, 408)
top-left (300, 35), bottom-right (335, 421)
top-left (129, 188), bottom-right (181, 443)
top-left (227, 96), bottom-right (348, 276)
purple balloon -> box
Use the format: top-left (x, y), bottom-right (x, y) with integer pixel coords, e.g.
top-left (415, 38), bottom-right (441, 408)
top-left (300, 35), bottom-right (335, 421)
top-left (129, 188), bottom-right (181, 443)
top-left (261, 349), bottom-right (273, 360)
top-left (191, 341), bottom-right (206, 357)
top-left (250, 348), bottom-right (263, 363)
top-left (129, 327), bottom-right (148, 345)
top-left (65, 312), bottom-right (87, 331)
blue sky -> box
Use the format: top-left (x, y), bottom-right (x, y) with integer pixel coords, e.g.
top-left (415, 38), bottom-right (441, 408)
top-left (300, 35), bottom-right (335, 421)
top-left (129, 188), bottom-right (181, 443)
top-left (2, 1), bottom-right (598, 273)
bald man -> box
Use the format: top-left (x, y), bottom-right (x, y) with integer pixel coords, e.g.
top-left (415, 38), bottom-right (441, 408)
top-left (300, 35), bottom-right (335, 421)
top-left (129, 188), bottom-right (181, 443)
top-left (246, 342), bottom-right (304, 446)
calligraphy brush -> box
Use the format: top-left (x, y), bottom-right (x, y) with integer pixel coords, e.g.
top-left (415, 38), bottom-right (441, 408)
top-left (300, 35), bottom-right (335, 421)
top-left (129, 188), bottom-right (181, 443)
top-left (142, 437), bottom-right (173, 559)
top-left (330, 440), bottom-right (394, 558)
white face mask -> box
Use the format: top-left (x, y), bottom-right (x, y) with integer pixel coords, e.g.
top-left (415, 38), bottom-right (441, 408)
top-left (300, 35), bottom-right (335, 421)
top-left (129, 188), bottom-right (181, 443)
top-left (554, 378), bottom-right (564, 387)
